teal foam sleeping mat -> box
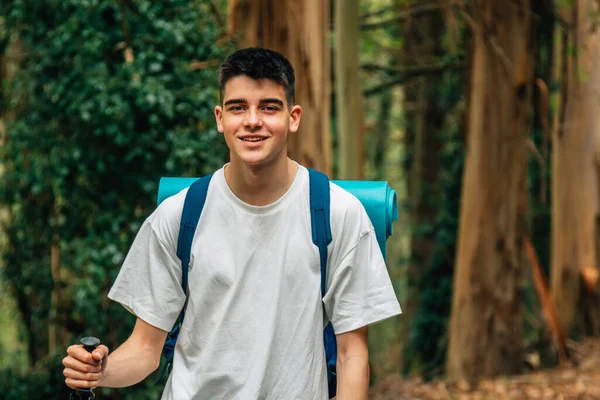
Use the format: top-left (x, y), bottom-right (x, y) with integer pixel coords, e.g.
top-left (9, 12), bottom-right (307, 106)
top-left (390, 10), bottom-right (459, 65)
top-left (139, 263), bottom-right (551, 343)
top-left (157, 176), bottom-right (398, 259)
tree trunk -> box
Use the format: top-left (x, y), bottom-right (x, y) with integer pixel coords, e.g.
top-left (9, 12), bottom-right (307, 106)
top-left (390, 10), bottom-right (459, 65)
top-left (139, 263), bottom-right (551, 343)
top-left (446, 0), bottom-right (534, 382)
top-left (404, 15), bottom-right (445, 272)
top-left (400, 9), bottom-right (447, 375)
top-left (551, 0), bottom-right (600, 336)
top-left (49, 234), bottom-right (68, 354)
top-left (372, 89), bottom-right (392, 180)
top-left (228, 0), bottom-right (332, 175)
top-left (335, 0), bottom-right (363, 179)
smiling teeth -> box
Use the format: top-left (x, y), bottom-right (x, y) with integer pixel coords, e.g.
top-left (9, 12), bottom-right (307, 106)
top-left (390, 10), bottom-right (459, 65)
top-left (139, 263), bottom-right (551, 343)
top-left (242, 138), bottom-right (265, 142)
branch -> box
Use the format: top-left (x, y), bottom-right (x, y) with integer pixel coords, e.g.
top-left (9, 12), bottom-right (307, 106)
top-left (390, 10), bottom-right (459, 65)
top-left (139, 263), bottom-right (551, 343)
top-left (550, 5), bottom-right (575, 31)
top-left (360, 3), bottom-right (441, 30)
top-left (526, 138), bottom-right (545, 170)
top-left (0, 119), bottom-right (6, 146)
top-left (363, 62), bottom-right (464, 97)
top-left (188, 59), bottom-right (220, 70)
top-left (486, 34), bottom-right (514, 73)
top-left (526, 138), bottom-right (547, 203)
top-left (524, 236), bottom-right (568, 365)
top-left (535, 78), bottom-right (550, 203)
top-left (441, 0), bottom-right (461, 54)
top-left (360, 63), bottom-right (405, 75)
top-left (458, 4), bottom-right (478, 32)
top-left (458, 5), bottom-right (513, 75)
top-left (208, 0), bottom-right (225, 30)
top-left (115, 0), bottom-right (134, 64)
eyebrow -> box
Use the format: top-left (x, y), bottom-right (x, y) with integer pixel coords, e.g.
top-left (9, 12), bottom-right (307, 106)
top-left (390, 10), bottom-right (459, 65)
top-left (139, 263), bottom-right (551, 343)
top-left (223, 98), bottom-right (246, 106)
top-left (260, 98), bottom-right (284, 107)
top-left (223, 98), bottom-right (284, 107)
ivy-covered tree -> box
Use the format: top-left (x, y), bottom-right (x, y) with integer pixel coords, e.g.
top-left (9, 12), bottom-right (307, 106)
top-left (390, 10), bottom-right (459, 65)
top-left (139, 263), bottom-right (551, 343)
top-left (0, 0), bottom-right (230, 397)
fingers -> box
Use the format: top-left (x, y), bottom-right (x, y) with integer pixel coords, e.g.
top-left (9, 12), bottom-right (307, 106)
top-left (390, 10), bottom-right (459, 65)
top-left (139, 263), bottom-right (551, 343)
top-left (63, 369), bottom-right (102, 390)
top-left (63, 343), bottom-right (109, 390)
top-left (62, 354), bottom-right (102, 374)
top-left (66, 344), bottom-right (108, 365)
top-left (91, 344), bottom-right (109, 362)
top-left (66, 344), bottom-right (96, 365)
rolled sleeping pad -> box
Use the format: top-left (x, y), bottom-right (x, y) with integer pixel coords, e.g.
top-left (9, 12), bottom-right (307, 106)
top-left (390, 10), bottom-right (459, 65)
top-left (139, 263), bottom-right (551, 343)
top-left (157, 177), bottom-right (398, 260)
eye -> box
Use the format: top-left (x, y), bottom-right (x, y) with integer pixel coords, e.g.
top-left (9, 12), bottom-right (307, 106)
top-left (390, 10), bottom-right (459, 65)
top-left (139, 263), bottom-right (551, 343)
top-left (229, 106), bottom-right (245, 111)
top-left (263, 106), bottom-right (279, 111)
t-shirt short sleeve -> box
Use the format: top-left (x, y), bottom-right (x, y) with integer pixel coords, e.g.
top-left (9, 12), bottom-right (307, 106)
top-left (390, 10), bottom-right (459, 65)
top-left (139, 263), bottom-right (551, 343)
top-left (323, 186), bottom-right (402, 335)
top-left (107, 192), bottom-right (187, 332)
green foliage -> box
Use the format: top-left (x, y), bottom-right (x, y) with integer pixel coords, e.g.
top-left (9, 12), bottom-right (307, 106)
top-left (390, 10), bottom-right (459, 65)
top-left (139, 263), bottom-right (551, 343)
top-left (0, 0), bottom-right (230, 397)
top-left (0, 353), bottom-right (69, 399)
top-left (0, 276), bottom-right (28, 370)
top-left (556, 0), bottom-right (574, 11)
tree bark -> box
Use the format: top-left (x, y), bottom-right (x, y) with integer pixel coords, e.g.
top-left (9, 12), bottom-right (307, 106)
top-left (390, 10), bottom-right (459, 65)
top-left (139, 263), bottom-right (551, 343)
top-left (372, 89), bottom-right (392, 180)
top-left (403, 13), bottom-right (445, 270)
top-left (227, 0), bottom-right (332, 175)
top-left (400, 8), bottom-right (447, 375)
top-left (551, 0), bottom-right (600, 336)
top-left (335, 0), bottom-right (364, 179)
top-left (49, 234), bottom-right (68, 354)
top-left (446, 0), bottom-right (534, 382)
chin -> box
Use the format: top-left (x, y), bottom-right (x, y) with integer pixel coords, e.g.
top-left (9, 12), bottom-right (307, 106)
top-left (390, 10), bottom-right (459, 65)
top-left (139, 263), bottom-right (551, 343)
top-left (233, 148), bottom-right (284, 167)
top-left (236, 155), bottom-right (268, 166)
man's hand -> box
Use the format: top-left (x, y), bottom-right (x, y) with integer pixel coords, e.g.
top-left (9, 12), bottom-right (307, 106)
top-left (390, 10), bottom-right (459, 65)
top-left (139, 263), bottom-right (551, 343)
top-left (63, 343), bottom-right (110, 390)
top-left (335, 326), bottom-right (370, 400)
top-left (62, 318), bottom-right (167, 389)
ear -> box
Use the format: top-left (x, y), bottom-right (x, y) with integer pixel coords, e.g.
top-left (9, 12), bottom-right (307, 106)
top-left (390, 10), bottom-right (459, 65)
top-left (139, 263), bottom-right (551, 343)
top-left (215, 105), bottom-right (224, 133)
top-left (289, 105), bottom-right (302, 133)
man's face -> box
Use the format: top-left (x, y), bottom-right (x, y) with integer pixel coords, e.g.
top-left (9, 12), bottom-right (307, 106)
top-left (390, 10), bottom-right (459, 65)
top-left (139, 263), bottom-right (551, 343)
top-left (214, 76), bottom-right (301, 168)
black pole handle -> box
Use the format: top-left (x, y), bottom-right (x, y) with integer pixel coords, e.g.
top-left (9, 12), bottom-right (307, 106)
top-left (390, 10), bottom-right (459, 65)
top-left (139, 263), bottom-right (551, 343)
top-left (70, 336), bottom-right (101, 400)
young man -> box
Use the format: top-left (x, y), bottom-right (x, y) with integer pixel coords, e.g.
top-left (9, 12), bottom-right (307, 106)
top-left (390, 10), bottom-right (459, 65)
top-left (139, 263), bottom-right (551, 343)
top-left (62, 47), bottom-right (401, 399)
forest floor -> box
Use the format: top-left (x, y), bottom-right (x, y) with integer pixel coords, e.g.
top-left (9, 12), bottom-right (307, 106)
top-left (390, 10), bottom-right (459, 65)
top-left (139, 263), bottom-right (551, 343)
top-left (369, 338), bottom-right (600, 399)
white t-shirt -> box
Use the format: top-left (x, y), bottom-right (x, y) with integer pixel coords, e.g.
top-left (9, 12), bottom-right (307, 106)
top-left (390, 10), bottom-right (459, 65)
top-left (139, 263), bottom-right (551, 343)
top-left (108, 164), bottom-right (401, 400)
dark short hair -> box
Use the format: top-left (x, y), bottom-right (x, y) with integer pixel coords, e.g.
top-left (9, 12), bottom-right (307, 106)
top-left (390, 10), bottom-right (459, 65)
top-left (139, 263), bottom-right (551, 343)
top-left (218, 47), bottom-right (296, 107)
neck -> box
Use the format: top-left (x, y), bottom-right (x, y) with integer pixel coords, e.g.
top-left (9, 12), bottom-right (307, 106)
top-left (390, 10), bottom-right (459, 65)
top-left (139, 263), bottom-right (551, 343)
top-left (224, 157), bottom-right (298, 206)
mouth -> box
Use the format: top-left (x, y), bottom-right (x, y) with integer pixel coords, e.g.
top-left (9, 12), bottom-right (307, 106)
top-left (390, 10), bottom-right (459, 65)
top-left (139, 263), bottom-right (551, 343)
top-left (239, 136), bottom-right (268, 142)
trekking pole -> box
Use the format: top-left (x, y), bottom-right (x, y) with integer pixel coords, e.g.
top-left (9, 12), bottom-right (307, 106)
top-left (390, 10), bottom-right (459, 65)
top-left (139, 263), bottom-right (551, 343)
top-left (70, 336), bottom-right (101, 400)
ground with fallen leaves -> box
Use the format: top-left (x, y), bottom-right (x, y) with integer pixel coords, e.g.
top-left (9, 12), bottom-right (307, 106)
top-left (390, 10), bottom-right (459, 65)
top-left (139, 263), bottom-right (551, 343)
top-left (369, 338), bottom-right (600, 399)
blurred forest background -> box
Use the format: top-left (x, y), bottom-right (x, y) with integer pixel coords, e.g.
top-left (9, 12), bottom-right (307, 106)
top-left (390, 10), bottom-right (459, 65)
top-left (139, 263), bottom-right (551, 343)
top-left (2, 0), bottom-right (600, 398)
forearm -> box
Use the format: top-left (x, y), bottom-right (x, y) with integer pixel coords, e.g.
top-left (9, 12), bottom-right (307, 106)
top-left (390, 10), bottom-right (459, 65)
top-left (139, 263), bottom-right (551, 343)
top-left (335, 355), bottom-right (370, 400)
top-left (99, 336), bottom-right (161, 388)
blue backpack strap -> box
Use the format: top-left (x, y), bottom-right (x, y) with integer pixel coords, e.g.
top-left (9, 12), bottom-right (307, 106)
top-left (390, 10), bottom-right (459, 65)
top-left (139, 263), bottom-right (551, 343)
top-left (154, 173), bottom-right (213, 384)
top-left (308, 168), bottom-right (337, 399)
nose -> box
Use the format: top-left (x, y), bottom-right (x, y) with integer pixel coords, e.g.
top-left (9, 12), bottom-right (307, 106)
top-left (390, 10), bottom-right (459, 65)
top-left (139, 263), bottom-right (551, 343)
top-left (243, 108), bottom-right (263, 129)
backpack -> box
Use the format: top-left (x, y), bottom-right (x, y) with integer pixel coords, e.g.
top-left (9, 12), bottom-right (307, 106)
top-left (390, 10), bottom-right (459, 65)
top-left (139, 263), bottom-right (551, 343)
top-left (154, 168), bottom-right (338, 398)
